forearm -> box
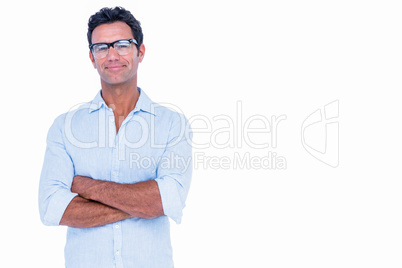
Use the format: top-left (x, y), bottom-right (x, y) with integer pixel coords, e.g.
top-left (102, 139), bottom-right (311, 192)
top-left (74, 178), bottom-right (164, 219)
top-left (59, 196), bottom-right (134, 228)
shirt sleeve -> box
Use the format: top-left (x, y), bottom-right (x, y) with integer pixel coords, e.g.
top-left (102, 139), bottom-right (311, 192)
top-left (38, 115), bottom-right (78, 226)
top-left (155, 113), bottom-right (193, 224)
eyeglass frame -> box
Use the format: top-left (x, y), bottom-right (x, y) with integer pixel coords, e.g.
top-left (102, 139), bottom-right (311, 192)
top-left (89, 38), bottom-right (138, 58)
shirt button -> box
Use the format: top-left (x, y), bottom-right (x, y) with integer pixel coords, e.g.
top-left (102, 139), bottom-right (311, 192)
top-left (115, 225), bottom-right (119, 229)
top-left (116, 251), bottom-right (120, 255)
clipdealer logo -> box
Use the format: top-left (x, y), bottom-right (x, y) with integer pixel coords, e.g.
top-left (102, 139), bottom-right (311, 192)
top-left (62, 99), bottom-right (339, 171)
top-left (301, 100), bottom-right (339, 168)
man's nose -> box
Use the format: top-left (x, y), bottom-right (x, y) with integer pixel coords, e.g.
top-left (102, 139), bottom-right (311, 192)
top-left (107, 46), bottom-right (120, 60)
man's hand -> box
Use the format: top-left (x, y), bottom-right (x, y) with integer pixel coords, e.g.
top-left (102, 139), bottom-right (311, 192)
top-left (71, 176), bottom-right (103, 200)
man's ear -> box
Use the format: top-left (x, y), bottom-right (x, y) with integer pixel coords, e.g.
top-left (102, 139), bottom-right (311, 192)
top-left (138, 43), bottom-right (145, 63)
top-left (89, 51), bottom-right (97, 69)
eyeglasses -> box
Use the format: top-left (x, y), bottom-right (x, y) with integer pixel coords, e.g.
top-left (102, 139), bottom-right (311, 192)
top-left (89, 38), bottom-right (138, 59)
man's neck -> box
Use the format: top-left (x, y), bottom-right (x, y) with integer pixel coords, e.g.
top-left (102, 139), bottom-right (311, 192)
top-left (101, 81), bottom-right (140, 119)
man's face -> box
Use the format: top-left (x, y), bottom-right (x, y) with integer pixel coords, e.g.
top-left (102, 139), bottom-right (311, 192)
top-left (89, 21), bottom-right (145, 87)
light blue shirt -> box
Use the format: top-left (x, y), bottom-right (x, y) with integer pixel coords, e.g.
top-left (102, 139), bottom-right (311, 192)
top-left (39, 88), bottom-right (192, 268)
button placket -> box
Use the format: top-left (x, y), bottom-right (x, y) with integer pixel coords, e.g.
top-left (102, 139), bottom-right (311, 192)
top-left (113, 220), bottom-right (123, 267)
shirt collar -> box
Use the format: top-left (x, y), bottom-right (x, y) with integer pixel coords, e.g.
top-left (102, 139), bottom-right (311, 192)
top-left (88, 90), bottom-right (106, 113)
top-left (132, 87), bottom-right (156, 116)
top-left (88, 87), bottom-right (156, 116)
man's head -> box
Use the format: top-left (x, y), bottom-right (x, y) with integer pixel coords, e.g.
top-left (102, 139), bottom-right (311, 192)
top-left (87, 7), bottom-right (143, 51)
top-left (87, 7), bottom-right (145, 88)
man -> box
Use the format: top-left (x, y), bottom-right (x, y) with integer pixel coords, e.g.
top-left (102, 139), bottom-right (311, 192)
top-left (38, 7), bottom-right (192, 268)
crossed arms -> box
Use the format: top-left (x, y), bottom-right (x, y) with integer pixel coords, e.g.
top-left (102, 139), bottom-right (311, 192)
top-left (39, 113), bottom-right (192, 228)
top-left (59, 176), bottom-right (164, 228)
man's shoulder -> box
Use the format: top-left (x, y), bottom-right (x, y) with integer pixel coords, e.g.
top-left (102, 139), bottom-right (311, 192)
top-left (50, 101), bottom-right (97, 128)
top-left (150, 101), bottom-right (189, 124)
top-left (142, 93), bottom-right (186, 120)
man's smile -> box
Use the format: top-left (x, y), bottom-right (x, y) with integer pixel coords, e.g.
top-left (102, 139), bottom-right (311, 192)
top-left (105, 64), bottom-right (125, 70)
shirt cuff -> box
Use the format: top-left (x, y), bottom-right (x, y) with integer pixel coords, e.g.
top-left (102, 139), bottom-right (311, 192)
top-left (155, 177), bottom-right (184, 224)
top-left (42, 190), bottom-right (78, 226)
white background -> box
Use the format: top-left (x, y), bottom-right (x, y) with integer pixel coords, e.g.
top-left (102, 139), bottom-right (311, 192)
top-left (1, 0), bottom-right (401, 267)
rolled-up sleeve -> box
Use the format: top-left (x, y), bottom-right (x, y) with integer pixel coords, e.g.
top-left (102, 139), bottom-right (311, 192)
top-left (38, 115), bottom-right (77, 226)
top-left (155, 113), bottom-right (192, 224)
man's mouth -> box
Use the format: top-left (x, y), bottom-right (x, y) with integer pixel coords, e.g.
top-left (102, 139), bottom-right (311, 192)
top-left (106, 65), bottom-right (125, 70)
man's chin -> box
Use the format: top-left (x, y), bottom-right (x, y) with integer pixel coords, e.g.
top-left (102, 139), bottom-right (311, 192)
top-left (101, 76), bottom-right (136, 88)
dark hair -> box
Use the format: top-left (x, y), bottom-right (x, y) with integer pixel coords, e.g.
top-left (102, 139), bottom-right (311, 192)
top-left (87, 6), bottom-right (143, 50)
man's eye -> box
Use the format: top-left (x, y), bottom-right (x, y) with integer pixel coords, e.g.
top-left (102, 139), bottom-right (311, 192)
top-left (117, 42), bottom-right (130, 48)
top-left (95, 45), bottom-right (108, 52)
